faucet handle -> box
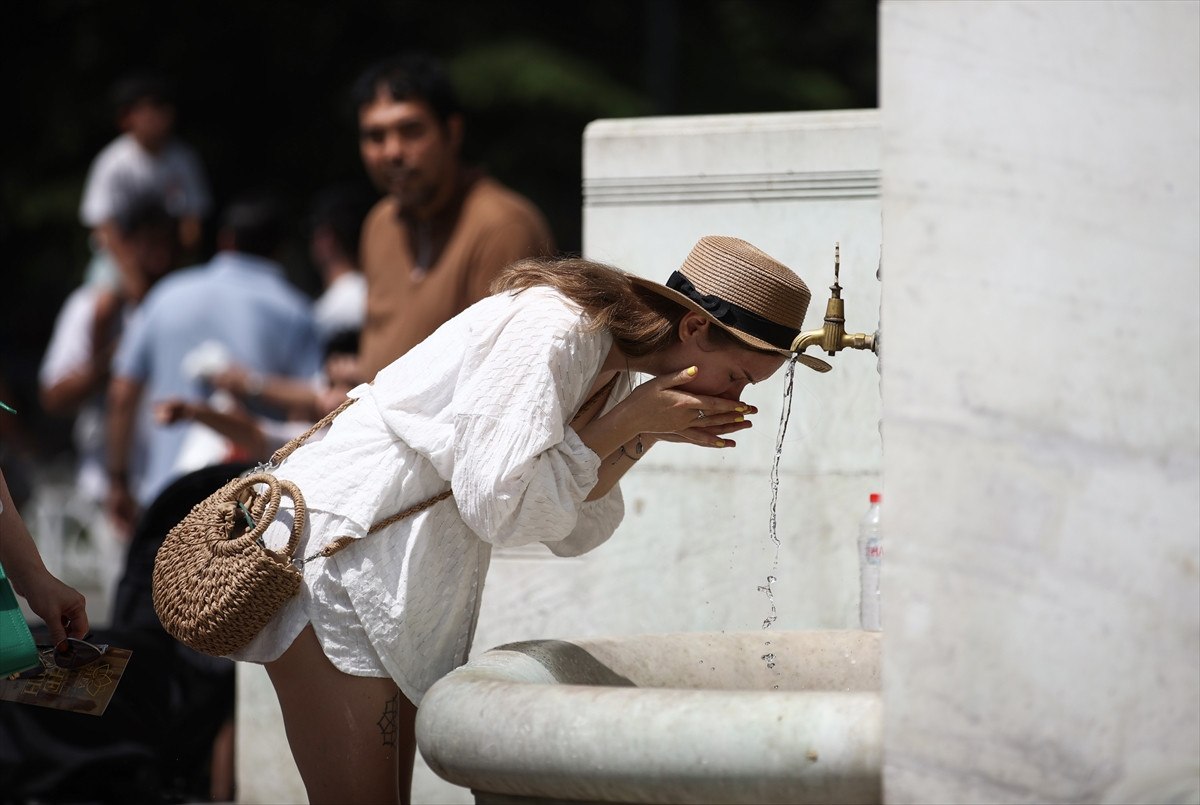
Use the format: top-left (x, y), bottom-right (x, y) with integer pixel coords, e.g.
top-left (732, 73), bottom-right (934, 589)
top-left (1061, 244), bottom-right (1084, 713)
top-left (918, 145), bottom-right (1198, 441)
top-left (830, 242), bottom-right (843, 297)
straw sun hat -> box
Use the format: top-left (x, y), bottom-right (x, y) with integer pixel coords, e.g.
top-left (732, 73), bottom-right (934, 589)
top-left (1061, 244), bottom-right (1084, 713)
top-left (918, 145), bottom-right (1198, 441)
top-left (630, 235), bottom-right (831, 372)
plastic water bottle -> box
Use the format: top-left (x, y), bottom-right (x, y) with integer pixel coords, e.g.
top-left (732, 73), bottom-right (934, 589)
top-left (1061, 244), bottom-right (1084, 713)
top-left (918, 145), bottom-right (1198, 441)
top-left (858, 492), bottom-right (883, 631)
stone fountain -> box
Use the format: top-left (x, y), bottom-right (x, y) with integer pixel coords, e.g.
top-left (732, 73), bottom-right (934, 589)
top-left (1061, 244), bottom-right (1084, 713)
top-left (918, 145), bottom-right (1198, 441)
top-left (416, 630), bottom-right (880, 804)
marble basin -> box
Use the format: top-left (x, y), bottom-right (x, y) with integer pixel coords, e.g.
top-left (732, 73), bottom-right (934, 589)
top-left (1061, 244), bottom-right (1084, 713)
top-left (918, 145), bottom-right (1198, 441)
top-left (416, 629), bottom-right (881, 804)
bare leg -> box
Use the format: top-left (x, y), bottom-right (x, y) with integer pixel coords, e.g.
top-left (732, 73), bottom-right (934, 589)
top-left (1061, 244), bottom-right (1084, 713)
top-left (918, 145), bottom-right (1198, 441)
top-left (266, 625), bottom-right (418, 805)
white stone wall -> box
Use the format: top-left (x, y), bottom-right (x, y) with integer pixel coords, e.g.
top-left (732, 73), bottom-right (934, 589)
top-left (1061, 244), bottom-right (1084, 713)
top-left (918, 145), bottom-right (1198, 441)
top-left (879, 2), bottom-right (1200, 803)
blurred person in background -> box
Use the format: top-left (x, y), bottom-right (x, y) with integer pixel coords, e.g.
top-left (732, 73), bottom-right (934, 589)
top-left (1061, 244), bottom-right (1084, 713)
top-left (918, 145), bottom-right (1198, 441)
top-left (191, 184), bottom-right (373, 424)
top-left (105, 192), bottom-right (321, 537)
top-left (40, 195), bottom-right (182, 512)
top-left (79, 72), bottom-right (211, 297)
top-left (352, 52), bottom-right (556, 377)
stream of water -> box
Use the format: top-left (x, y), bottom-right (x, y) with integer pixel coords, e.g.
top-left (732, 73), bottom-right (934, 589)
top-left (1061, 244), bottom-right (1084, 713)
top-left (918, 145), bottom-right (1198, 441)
top-left (761, 355), bottom-right (798, 631)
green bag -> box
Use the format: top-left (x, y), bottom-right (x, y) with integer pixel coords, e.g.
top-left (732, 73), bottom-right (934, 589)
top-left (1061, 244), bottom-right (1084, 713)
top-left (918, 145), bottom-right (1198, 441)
top-left (0, 561), bottom-right (40, 678)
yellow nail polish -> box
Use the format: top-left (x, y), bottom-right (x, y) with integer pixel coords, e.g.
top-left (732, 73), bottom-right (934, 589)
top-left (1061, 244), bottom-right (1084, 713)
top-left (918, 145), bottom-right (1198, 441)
top-left (735, 405), bottom-right (748, 413)
top-left (686, 366), bottom-right (698, 376)
top-left (714, 438), bottom-right (726, 447)
top-left (734, 415), bottom-right (744, 422)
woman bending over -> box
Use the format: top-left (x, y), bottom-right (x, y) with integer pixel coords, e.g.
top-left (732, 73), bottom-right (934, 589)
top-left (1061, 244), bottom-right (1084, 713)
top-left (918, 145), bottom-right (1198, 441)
top-left (229, 235), bottom-right (826, 803)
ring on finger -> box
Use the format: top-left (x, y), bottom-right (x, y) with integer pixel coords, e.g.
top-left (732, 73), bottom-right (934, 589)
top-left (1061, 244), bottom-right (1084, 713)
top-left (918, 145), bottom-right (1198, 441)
top-left (696, 410), bottom-right (706, 419)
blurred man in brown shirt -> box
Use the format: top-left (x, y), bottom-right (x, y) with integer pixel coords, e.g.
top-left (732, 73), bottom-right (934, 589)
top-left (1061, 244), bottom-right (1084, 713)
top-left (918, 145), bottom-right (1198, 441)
top-left (353, 53), bottom-right (555, 378)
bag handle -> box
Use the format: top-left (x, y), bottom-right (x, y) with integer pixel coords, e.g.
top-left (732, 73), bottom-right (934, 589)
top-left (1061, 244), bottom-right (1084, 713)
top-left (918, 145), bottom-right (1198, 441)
top-left (211, 473), bottom-right (307, 564)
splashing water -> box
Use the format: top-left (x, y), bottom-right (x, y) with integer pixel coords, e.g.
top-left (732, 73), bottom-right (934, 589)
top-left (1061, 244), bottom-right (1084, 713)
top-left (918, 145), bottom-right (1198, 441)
top-left (761, 356), bottom-right (798, 633)
top-left (757, 575), bottom-right (778, 629)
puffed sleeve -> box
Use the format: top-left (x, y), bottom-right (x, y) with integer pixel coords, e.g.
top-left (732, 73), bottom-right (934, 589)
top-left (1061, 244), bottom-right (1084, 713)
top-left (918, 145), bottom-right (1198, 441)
top-left (449, 293), bottom-right (624, 550)
top-left (541, 491), bottom-right (624, 557)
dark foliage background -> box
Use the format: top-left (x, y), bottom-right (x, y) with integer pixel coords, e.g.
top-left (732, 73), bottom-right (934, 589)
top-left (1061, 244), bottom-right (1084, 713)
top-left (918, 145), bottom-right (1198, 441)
top-left (1, 0), bottom-right (876, 461)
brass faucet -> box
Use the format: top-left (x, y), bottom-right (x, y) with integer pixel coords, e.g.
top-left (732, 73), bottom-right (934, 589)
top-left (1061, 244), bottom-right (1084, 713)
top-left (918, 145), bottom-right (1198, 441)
top-left (790, 243), bottom-right (877, 358)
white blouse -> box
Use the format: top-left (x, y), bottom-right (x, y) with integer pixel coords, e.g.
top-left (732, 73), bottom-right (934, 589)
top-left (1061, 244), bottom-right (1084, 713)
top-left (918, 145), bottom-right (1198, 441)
top-left (229, 287), bottom-right (628, 705)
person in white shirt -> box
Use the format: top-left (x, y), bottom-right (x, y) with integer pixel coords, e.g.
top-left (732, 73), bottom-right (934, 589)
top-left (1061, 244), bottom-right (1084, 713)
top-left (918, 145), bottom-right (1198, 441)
top-left (79, 73), bottom-right (210, 298)
top-left (40, 197), bottom-right (182, 507)
top-left (228, 236), bottom-right (829, 804)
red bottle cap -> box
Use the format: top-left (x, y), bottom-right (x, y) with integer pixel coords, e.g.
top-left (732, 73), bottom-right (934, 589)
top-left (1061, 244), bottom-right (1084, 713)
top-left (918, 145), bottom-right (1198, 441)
top-left (869, 492), bottom-right (881, 504)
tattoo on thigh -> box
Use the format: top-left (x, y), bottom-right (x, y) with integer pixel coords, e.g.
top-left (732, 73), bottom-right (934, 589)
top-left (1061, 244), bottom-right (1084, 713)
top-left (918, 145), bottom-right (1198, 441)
top-left (377, 694), bottom-right (398, 747)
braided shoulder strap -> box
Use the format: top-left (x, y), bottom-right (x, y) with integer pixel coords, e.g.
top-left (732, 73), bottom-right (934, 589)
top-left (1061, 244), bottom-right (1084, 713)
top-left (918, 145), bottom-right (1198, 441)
top-left (269, 397), bottom-right (356, 467)
top-left (267, 396), bottom-right (453, 566)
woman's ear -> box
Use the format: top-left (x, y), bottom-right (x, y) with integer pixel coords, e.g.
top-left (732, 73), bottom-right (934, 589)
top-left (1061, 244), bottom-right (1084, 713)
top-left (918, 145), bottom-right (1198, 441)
top-left (678, 312), bottom-right (710, 345)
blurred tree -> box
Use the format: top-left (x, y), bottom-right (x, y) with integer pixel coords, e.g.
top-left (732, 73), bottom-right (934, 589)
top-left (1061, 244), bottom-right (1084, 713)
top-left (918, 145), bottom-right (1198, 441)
top-left (1, 0), bottom-right (876, 458)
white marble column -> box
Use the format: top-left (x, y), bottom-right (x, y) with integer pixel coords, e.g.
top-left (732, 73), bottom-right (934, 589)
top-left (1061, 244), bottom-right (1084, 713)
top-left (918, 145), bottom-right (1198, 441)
top-left (879, 2), bottom-right (1200, 802)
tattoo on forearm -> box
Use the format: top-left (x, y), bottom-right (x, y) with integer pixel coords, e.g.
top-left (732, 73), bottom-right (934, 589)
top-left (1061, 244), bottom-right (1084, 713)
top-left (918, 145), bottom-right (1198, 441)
top-left (377, 694), bottom-right (398, 746)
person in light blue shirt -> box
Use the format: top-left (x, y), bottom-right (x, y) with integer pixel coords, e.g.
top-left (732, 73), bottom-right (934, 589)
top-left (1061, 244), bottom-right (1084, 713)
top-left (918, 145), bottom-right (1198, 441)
top-left (106, 193), bottom-right (321, 535)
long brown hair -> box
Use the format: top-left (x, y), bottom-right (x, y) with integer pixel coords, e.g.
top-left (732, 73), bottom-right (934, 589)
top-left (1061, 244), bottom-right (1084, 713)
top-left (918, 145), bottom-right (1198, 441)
top-left (491, 257), bottom-right (690, 357)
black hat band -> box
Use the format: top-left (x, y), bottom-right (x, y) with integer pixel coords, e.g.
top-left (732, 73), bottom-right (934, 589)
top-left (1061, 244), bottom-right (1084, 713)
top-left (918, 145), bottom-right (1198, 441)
top-left (666, 271), bottom-right (799, 351)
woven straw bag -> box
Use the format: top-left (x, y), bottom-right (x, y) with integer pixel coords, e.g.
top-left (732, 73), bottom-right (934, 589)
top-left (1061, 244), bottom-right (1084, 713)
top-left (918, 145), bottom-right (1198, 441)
top-left (152, 398), bottom-right (451, 657)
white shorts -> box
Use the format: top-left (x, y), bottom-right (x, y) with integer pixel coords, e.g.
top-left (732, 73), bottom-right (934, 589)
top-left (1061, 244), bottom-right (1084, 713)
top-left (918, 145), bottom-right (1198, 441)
top-left (225, 506), bottom-right (390, 678)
